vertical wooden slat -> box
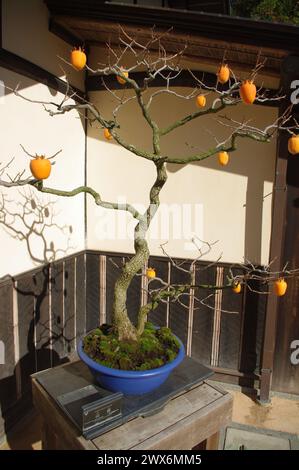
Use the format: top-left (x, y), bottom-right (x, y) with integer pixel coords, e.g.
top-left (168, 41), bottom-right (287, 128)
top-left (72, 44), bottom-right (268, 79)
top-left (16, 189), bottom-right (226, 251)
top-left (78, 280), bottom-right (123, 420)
top-left (191, 263), bottom-right (216, 366)
top-left (85, 253), bottom-right (100, 331)
top-left (17, 275), bottom-right (36, 394)
top-left (125, 256), bottom-right (141, 326)
top-left (99, 255), bottom-right (106, 325)
top-left (211, 267), bottom-right (223, 367)
top-left (50, 262), bottom-right (64, 365)
top-left (0, 281), bottom-right (16, 412)
top-left (35, 267), bottom-right (51, 372)
top-left (166, 261), bottom-right (171, 327)
top-left (64, 258), bottom-right (75, 355)
top-left (106, 255), bottom-right (123, 325)
top-left (140, 263), bottom-right (148, 308)
top-left (218, 267), bottom-right (243, 370)
top-left (75, 253), bottom-right (86, 341)
top-left (168, 260), bottom-right (190, 349)
top-left (186, 263), bottom-right (196, 356)
top-left (13, 281), bottom-right (22, 399)
top-left (148, 258), bottom-right (169, 327)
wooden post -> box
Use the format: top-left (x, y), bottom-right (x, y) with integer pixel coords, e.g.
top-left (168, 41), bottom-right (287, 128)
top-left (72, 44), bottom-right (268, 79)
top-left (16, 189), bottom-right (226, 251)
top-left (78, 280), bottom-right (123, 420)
top-left (259, 55), bottom-right (299, 403)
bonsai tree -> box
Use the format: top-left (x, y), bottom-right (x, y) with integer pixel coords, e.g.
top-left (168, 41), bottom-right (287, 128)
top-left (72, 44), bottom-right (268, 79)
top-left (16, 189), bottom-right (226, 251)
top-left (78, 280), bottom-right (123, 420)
top-left (1, 30), bottom-right (298, 369)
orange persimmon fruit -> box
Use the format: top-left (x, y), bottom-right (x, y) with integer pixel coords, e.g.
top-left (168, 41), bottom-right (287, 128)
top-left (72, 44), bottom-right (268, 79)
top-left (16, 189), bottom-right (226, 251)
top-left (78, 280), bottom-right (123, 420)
top-left (30, 156), bottom-right (51, 180)
top-left (70, 47), bottom-right (86, 71)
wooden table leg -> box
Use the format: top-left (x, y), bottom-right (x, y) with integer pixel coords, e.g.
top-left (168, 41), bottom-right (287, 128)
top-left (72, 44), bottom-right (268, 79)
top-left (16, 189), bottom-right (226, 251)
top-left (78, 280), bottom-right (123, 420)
top-left (41, 422), bottom-right (57, 450)
top-left (205, 431), bottom-right (220, 450)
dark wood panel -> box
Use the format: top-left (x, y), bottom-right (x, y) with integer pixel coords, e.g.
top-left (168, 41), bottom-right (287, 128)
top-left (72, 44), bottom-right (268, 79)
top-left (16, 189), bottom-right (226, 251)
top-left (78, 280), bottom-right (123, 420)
top-left (0, 281), bottom-right (16, 411)
top-left (148, 258), bottom-right (169, 327)
top-left (64, 259), bottom-right (75, 354)
top-left (34, 267), bottom-right (51, 372)
top-left (17, 276), bottom-right (36, 394)
top-left (85, 253), bottom-right (100, 331)
top-left (0, 0), bottom-right (2, 49)
top-left (75, 253), bottom-right (86, 340)
top-left (106, 255), bottom-right (123, 325)
top-left (218, 267), bottom-right (243, 370)
top-left (168, 261), bottom-right (190, 349)
top-left (259, 55), bottom-right (299, 402)
top-left (240, 276), bottom-right (267, 375)
top-left (273, 178), bottom-right (299, 394)
top-left (87, 71), bottom-right (279, 104)
top-left (191, 264), bottom-right (215, 365)
top-left (126, 257), bottom-right (141, 327)
top-left (168, 0), bottom-right (229, 14)
top-left (50, 262), bottom-right (64, 365)
top-left (0, 48), bottom-right (84, 99)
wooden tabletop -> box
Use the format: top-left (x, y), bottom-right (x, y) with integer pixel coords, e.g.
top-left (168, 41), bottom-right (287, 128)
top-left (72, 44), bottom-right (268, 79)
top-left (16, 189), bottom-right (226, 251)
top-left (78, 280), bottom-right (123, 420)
top-left (32, 363), bottom-right (233, 450)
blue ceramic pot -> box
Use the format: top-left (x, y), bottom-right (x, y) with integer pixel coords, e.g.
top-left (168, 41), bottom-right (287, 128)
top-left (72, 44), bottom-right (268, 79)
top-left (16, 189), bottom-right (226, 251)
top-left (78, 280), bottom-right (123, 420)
top-left (77, 334), bottom-right (185, 395)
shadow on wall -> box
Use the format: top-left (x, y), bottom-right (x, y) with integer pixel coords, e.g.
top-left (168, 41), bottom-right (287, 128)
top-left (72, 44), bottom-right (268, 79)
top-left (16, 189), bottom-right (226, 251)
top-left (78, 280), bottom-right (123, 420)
top-left (0, 188), bottom-right (74, 266)
top-left (88, 89), bottom-right (277, 265)
top-left (0, 191), bottom-right (79, 447)
top-left (0, 269), bottom-right (72, 449)
top-left (1, 69), bottom-right (85, 129)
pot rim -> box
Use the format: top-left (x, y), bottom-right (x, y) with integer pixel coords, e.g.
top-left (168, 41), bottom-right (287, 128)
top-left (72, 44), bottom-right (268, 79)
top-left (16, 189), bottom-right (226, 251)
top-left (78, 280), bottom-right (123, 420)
top-left (77, 331), bottom-right (185, 379)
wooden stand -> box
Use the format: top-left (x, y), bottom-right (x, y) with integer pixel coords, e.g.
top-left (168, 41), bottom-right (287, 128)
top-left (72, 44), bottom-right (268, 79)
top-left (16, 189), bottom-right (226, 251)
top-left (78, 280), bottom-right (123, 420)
top-left (31, 362), bottom-right (233, 450)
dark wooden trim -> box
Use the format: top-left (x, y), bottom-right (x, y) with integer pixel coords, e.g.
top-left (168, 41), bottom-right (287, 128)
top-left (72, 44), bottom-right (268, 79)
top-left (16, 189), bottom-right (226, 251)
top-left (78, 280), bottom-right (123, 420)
top-left (212, 366), bottom-right (259, 380)
top-left (209, 372), bottom-right (259, 388)
top-left (259, 55), bottom-right (298, 403)
top-left (49, 18), bottom-right (83, 47)
top-left (0, 249), bottom-right (266, 285)
top-left (0, 48), bottom-right (85, 101)
top-left (0, 0), bottom-right (2, 49)
top-left (45, 1), bottom-right (299, 52)
top-left (86, 70), bottom-right (279, 106)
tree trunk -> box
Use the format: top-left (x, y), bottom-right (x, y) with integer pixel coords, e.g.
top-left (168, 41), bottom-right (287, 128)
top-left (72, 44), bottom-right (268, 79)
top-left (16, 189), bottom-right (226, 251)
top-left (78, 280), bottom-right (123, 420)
top-left (112, 161), bottom-right (167, 341)
top-left (112, 235), bottom-right (149, 341)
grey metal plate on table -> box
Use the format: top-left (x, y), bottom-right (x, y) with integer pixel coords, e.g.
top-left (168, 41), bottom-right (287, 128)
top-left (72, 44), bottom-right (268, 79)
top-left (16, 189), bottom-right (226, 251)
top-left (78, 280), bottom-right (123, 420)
top-left (36, 357), bottom-right (213, 440)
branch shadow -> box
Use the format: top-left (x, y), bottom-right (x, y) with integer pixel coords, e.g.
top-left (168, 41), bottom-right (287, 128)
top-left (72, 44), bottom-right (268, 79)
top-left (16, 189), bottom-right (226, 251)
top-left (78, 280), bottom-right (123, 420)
top-left (0, 191), bottom-right (76, 449)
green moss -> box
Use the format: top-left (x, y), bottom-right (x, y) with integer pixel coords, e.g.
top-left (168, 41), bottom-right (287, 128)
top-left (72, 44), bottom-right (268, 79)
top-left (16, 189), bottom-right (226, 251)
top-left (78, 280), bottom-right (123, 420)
top-left (82, 321), bottom-right (180, 371)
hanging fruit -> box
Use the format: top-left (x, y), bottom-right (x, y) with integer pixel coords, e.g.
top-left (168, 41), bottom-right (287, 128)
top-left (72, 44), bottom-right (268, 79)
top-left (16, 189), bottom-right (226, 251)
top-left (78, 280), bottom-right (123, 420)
top-left (146, 267), bottom-right (156, 279)
top-left (70, 47), bottom-right (86, 71)
top-left (239, 80), bottom-right (256, 104)
top-left (288, 135), bottom-right (299, 155)
top-left (218, 151), bottom-right (229, 166)
top-left (104, 128), bottom-right (113, 141)
top-left (117, 69), bottom-right (129, 85)
top-left (217, 64), bottom-right (230, 84)
top-left (196, 95), bottom-right (206, 108)
top-left (232, 282), bottom-right (241, 294)
top-left (274, 278), bottom-right (287, 296)
top-left (30, 156), bottom-right (51, 180)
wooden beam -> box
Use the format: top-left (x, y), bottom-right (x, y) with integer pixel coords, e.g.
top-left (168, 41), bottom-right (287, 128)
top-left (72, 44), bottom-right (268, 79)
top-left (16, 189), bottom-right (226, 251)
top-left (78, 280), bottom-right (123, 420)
top-left (259, 55), bottom-right (299, 403)
top-left (0, 48), bottom-right (85, 101)
top-left (44, 1), bottom-right (299, 53)
top-left (86, 70), bottom-right (280, 107)
top-left (49, 18), bottom-right (85, 47)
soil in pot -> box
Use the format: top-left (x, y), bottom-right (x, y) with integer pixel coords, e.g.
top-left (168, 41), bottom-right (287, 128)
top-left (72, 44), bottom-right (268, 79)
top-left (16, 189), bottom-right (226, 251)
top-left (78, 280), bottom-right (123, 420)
top-left (82, 322), bottom-right (181, 371)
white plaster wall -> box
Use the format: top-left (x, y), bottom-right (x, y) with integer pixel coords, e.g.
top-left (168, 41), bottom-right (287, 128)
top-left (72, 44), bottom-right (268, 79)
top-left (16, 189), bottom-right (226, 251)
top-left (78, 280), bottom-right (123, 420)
top-left (86, 85), bottom-right (277, 265)
top-left (2, 0), bottom-right (84, 91)
top-left (0, 67), bottom-right (85, 277)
